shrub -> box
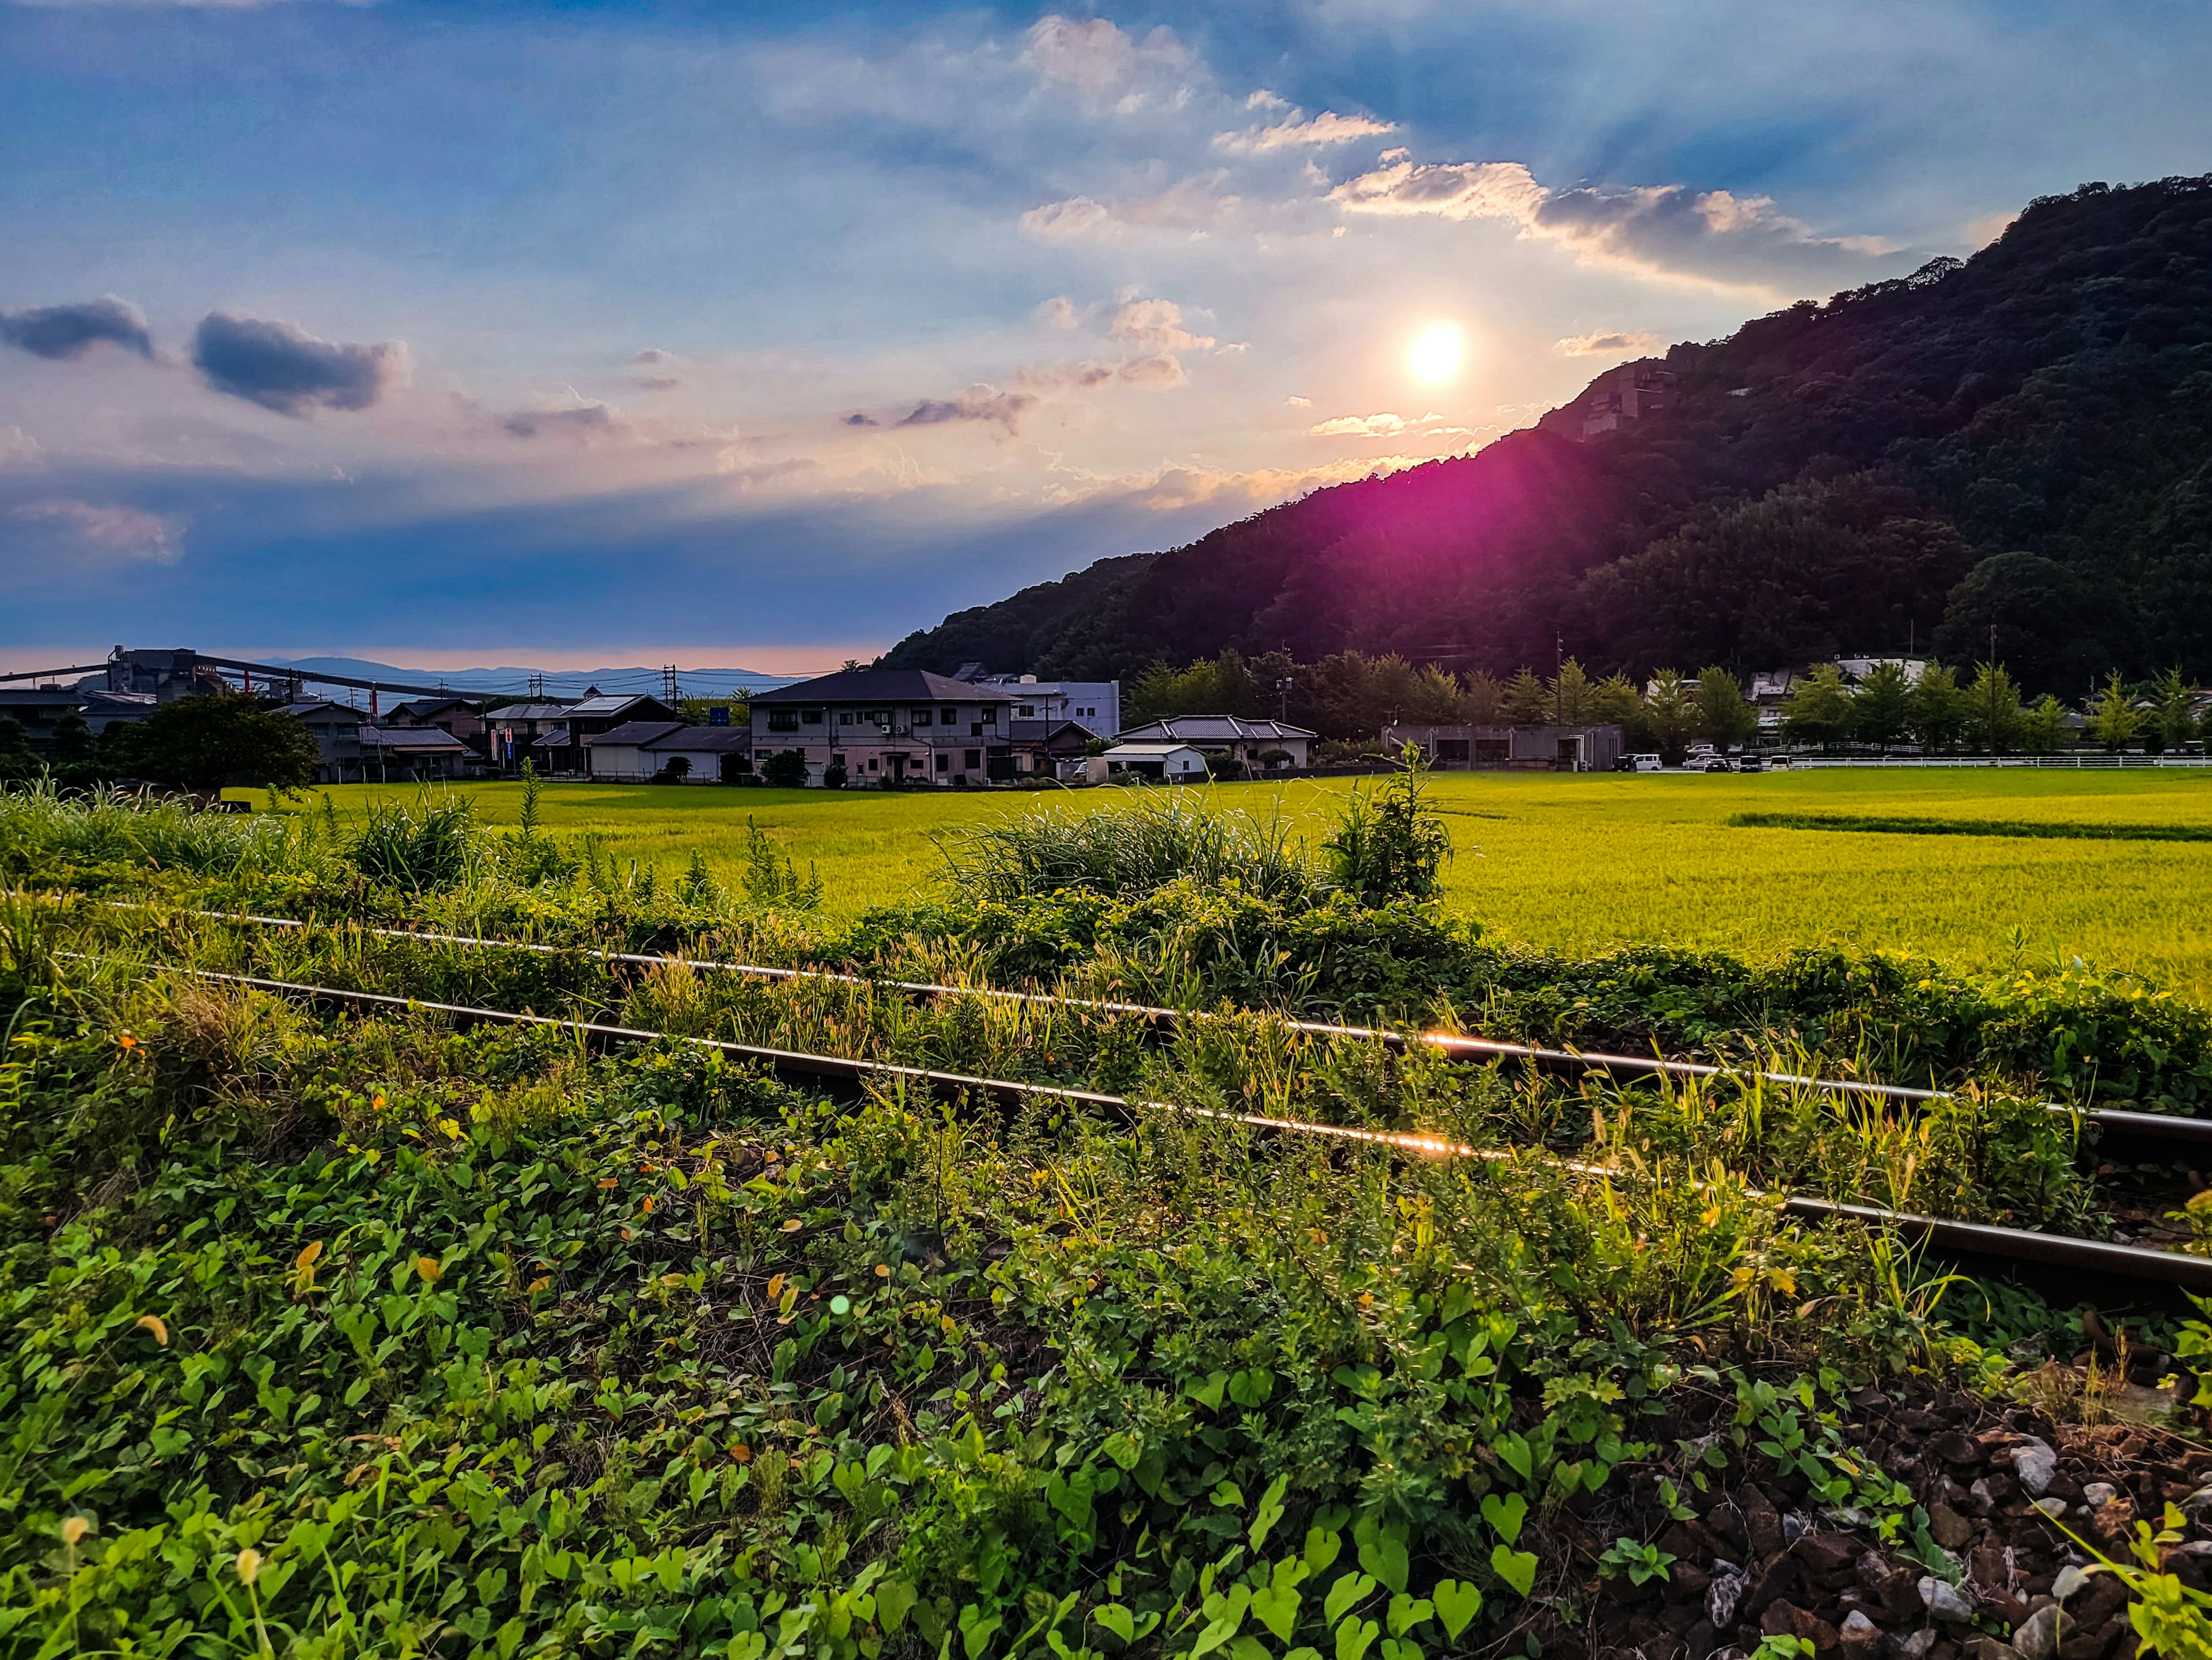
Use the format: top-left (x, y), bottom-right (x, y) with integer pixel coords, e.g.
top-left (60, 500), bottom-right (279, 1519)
top-left (349, 795), bottom-right (483, 892)
top-left (760, 749), bottom-right (808, 788)
top-left (1323, 743), bottom-right (1450, 907)
top-left (937, 790), bottom-right (1320, 906)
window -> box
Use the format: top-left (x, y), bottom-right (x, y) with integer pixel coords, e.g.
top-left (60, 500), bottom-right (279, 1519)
top-left (839, 712), bottom-right (854, 725)
top-left (934, 753), bottom-right (949, 772)
top-left (964, 749), bottom-right (981, 770)
top-left (913, 708), bottom-right (933, 727)
top-left (767, 709), bottom-right (798, 732)
top-left (941, 707), bottom-right (957, 723)
top-left (1017, 704), bottom-right (1035, 718)
top-left (868, 757), bottom-right (878, 771)
top-left (979, 706), bottom-right (998, 725)
top-left (801, 708), bottom-right (823, 726)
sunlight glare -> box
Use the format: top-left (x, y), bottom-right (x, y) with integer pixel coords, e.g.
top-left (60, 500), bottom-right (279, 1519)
top-left (1407, 323), bottom-right (1464, 382)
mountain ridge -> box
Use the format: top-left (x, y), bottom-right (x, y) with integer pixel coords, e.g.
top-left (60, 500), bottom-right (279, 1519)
top-left (881, 175), bottom-right (2212, 695)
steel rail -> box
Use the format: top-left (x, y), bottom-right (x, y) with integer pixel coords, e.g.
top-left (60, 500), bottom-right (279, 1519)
top-left (65, 953), bottom-right (2212, 1294)
top-left (74, 896), bottom-right (1957, 1104)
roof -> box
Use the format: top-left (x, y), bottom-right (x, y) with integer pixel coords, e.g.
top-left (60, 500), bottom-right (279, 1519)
top-left (1104, 742), bottom-right (1205, 759)
top-left (751, 668), bottom-right (1017, 706)
top-left (529, 725), bottom-right (571, 748)
top-left (569, 693), bottom-right (671, 718)
top-left (387, 696), bottom-right (479, 719)
top-left (358, 725), bottom-right (468, 752)
top-left (281, 700), bottom-right (362, 721)
top-left (1115, 715), bottom-right (1316, 742)
top-left (487, 702), bottom-right (573, 722)
top-left (585, 721), bottom-right (689, 748)
top-left (643, 727), bottom-right (752, 753)
top-left (1010, 719), bottom-right (1099, 744)
top-left (0, 687), bottom-right (81, 708)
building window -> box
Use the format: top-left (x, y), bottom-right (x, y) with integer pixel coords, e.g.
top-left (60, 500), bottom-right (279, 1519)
top-left (801, 708), bottom-right (824, 726)
top-left (913, 708), bottom-right (933, 727)
top-left (767, 710), bottom-right (798, 732)
top-left (1017, 704), bottom-right (1035, 717)
top-left (839, 712), bottom-right (854, 725)
top-left (868, 757), bottom-right (878, 771)
top-left (941, 707), bottom-right (957, 723)
top-left (964, 749), bottom-right (981, 770)
top-left (934, 752), bottom-right (950, 772)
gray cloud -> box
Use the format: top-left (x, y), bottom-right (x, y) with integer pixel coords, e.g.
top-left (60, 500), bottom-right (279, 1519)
top-left (0, 295), bottom-right (154, 361)
top-left (1557, 329), bottom-right (1662, 357)
top-left (631, 347), bottom-right (677, 364)
top-left (501, 401), bottom-right (625, 441)
top-left (191, 312), bottom-right (410, 415)
top-left (897, 386), bottom-right (1040, 434)
top-left (10, 498), bottom-right (181, 566)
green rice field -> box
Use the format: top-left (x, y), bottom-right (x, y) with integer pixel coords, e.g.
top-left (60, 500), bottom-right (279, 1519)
top-left (276, 767), bottom-right (2212, 996)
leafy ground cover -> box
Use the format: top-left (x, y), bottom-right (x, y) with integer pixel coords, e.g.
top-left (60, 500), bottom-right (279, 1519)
top-left (11, 783), bottom-right (2212, 1658)
top-left (248, 769), bottom-right (2212, 999)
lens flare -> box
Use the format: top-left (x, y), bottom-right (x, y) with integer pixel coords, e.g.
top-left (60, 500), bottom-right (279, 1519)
top-left (1407, 323), bottom-right (1464, 382)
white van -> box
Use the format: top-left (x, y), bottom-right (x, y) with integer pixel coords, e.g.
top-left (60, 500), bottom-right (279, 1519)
top-left (1627, 753), bottom-right (1662, 772)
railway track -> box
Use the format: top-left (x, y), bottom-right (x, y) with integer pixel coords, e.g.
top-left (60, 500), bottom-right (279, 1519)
top-left (57, 895), bottom-right (2212, 1159)
top-left (60, 953), bottom-right (2212, 1299)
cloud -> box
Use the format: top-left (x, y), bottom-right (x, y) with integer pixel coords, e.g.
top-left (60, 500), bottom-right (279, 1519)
top-left (1556, 329), bottom-right (1661, 357)
top-left (637, 376), bottom-right (683, 392)
top-left (1215, 109), bottom-right (1397, 154)
top-left (1108, 298), bottom-right (1215, 354)
top-left (10, 498), bottom-right (181, 565)
top-left (0, 295), bottom-right (154, 361)
top-left (1036, 295), bottom-right (1080, 329)
top-left (631, 348), bottom-right (677, 364)
top-left (0, 427), bottom-right (41, 468)
top-left (1286, 395), bottom-right (1310, 408)
top-left (191, 312), bottom-right (410, 415)
top-left (501, 401), bottom-right (626, 441)
top-left (1020, 175), bottom-right (1237, 241)
top-left (1308, 412), bottom-right (1408, 437)
top-left (1130, 455), bottom-right (1430, 512)
top-left (1330, 156), bottom-right (1902, 290)
top-left (897, 386), bottom-right (1041, 435)
top-left (1021, 14), bottom-right (1195, 109)
top-left (844, 412), bottom-right (880, 427)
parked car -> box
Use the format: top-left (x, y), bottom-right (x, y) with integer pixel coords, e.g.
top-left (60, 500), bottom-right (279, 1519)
top-left (1626, 753), bottom-right (1662, 772)
top-left (1700, 755), bottom-right (1735, 772)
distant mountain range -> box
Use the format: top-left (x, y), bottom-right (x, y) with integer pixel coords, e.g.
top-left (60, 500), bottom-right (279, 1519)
top-left (883, 175), bottom-right (2212, 696)
top-left (258, 657), bottom-right (798, 700)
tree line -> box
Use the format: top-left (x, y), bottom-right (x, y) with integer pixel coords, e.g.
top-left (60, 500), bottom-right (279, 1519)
top-left (1128, 647), bottom-right (2203, 763)
top-left (0, 695), bottom-right (323, 794)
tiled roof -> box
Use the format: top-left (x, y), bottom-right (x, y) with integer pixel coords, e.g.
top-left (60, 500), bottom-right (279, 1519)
top-left (1115, 715), bottom-right (1316, 742)
top-left (751, 669), bottom-right (1016, 705)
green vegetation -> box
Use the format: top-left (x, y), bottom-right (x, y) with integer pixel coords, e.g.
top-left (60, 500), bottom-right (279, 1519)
top-left (10, 782), bottom-right (2212, 1658)
top-left (884, 177), bottom-right (2212, 691)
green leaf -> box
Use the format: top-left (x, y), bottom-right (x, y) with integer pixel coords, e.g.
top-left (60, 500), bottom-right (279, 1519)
top-left (1385, 1594), bottom-right (1433, 1638)
top-left (1479, 1492), bottom-right (1527, 1545)
top-left (959, 1603), bottom-right (1004, 1660)
top-left (877, 1579), bottom-right (918, 1634)
top-left (1251, 1473), bottom-right (1291, 1551)
top-left (1093, 1605), bottom-right (1135, 1646)
top-left (1227, 1367), bottom-right (1274, 1408)
top-left (1304, 1528), bottom-right (1343, 1578)
top-left (1251, 1584), bottom-right (1301, 1643)
top-left (1101, 1431), bottom-right (1143, 1471)
top-left (1431, 1581), bottom-right (1482, 1640)
top-left (1490, 1546), bottom-right (1537, 1600)
top-left (1354, 1519), bottom-right (1409, 1595)
top-left (1335, 1616), bottom-right (1380, 1660)
top-left (1324, 1572), bottom-right (1377, 1628)
top-left (1187, 1371), bottom-right (1230, 1411)
top-left (1492, 1432), bottom-right (1533, 1483)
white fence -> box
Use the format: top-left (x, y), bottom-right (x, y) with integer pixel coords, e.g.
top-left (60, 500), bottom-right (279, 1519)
top-left (1789, 754), bottom-right (2212, 770)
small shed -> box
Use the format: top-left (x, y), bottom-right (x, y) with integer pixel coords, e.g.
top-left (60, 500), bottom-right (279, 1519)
top-left (1104, 742), bottom-right (1207, 781)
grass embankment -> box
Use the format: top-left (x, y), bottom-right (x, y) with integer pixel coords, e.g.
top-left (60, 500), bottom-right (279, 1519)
top-left (268, 770), bottom-right (2212, 998)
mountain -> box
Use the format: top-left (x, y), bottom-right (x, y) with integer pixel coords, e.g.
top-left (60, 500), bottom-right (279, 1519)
top-left (259, 657), bottom-right (797, 699)
top-left (882, 176), bottom-right (2212, 696)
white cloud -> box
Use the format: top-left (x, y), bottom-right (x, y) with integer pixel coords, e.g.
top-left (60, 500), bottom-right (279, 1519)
top-left (501, 401), bottom-right (628, 442)
top-left (1215, 109), bottom-right (1398, 154)
top-left (1285, 396), bottom-right (1310, 408)
top-left (1556, 329), bottom-right (1662, 357)
top-left (1308, 412), bottom-right (1409, 437)
top-left (1020, 175), bottom-right (1238, 241)
top-left (0, 427), bottom-right (42, 469)
top-left (1108, 298), bottom-right (1216, 354)
top-left (1330, 155), bottom-right (1903, 291)
top-left (11, 498), bottom-right (181, 565)
top-left (1036, 295), bottom-right (1080, 329)
top-left (1021, 14), bottom-right (1196, 111)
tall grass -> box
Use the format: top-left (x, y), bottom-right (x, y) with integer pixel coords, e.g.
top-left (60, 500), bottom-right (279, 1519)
top-left (937, 790), bottom-right (1321, 904)
top-left (0, 781), bottom-right (338, 882)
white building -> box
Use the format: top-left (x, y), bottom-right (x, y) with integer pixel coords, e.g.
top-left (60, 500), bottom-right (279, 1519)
top-left (1103, 742), bottom-right (1207, 781)
top-left (1112, 715), bottom-right (1315, 770)
top-left (975, 673), bottom-right (1119, 737)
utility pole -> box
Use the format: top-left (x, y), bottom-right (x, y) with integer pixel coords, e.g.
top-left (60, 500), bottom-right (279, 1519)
top-left (1554, 629), bottom-right (1564, 727)
top-left (1988, 622), bottom-right (1999, 763)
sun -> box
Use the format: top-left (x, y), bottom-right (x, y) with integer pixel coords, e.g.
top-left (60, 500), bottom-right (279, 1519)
top-left (1407, 323), bottom-right (1464, 383)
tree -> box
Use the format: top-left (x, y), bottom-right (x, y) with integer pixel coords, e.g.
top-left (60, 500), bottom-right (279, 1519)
top-left (2018, 695), bottom-right (2073, 755)
top-left (0, 715), bottom-right (38, 785)
top-left (1638, 670), bottom-right (1698, 763)
top-left (759, 749), bottom-right (809, 788)
top-left (2149, 668), bottom-right (2199, 753)
top-left (1502, 669), bottom-right (1550, 725)
top-left (1590, 674), bottom-right (1641, 728)
top-left (1906, 662), bottom-right (1967, 751)
top-left (1693, 666), bottom-right (1757, 749)
top-left (1935, 551), bottom-right (2127, 696)
top-left (2085, 672), bottom-right (2143, 752)
top-left (103, 695), bottom-right (321, 794)
top-left (1960, 662), bottom-right (2023, 753)
top-left (1549, 658), bottom-right (1598, 724)
top-left (1461, 672), bottom-right (1508, 725)
top-left (820, 757), bottom-right (847, 789)
top-left (1781, 665), bottom-right (1854, 749)
top-left (657, 755), bottom-right (693, 783)
top-left (1850, 662), bottom-right (1912, 750)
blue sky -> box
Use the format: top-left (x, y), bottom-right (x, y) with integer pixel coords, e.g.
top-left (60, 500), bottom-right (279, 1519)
top-left (2, 0), bottom-right (2206, 673)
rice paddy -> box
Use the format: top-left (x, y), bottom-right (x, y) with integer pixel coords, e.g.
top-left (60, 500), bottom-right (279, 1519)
top-left (268, 766), bottom-right (2212, 998)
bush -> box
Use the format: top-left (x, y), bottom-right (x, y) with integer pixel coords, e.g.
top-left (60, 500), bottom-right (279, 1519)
top-left (937, 790), bottom-right (1320, 906)
top-left (760, 749), bottom-right (808, 789)
top-left (101, 693), bottom-right (323, 793)
top-left (349, 795), bottom-right (483, 892)
top-left (1323, 744), bottom-right (1450, 906)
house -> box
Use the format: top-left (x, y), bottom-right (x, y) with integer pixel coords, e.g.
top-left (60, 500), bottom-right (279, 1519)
top-left (0, 687), bottom-right (90, 753)
top-left (1103, 742), bottom-right (1207, 781)
top-left (584, 720), bottom-right (753, 783)
top-left (385, 697), bottom-right (488, 759)
top-left (1007, 719), bottom-right (1099, 778)
top-left (1112, 715), bottom-right (1315, 770)
top-left (483, 701), bottom-right (576, 771)
top-left (528, 693), bottom-right (678, 775)
top-left (971, 673), bottom-right (1120, 738)
top-left (357, 723), bottom-right (472, 780)
top-left (1384, 722), bottom-right (1624, 772)
top-left (748, 668), bottom-right (1017, 786)
top-left (79, 691), bottom-right (158, 734)
top-left (281, 700), bottom-right (368, 783)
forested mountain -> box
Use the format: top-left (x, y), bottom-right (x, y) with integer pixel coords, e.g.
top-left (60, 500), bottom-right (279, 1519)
top-left (882, 176), bottom-right (2212, 696)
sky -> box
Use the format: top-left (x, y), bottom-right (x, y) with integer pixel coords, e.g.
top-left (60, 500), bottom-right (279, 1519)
top-left (2, 0), bottom-right (2207, 675)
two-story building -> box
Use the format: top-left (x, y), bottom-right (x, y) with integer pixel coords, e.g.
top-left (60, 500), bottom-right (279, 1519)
top-left (972, 673), bottom-right (1120, 737)
top-left (749, 669), bottom-right (1017, 786)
